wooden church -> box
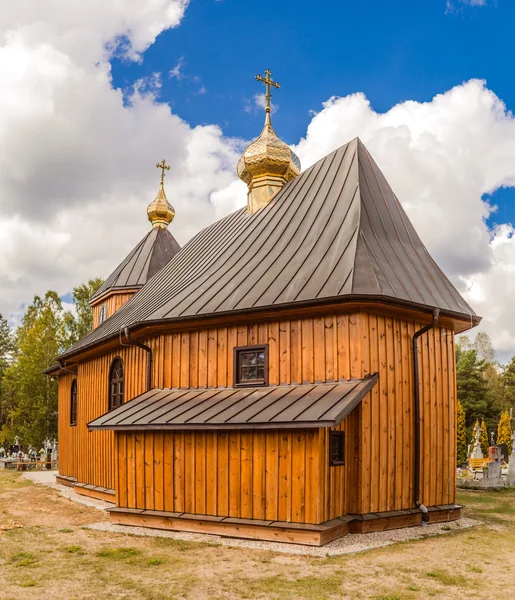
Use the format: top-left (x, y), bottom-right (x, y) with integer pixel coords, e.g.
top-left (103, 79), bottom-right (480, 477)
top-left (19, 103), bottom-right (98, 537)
top-left (49, 71), bottom-right (480, 545)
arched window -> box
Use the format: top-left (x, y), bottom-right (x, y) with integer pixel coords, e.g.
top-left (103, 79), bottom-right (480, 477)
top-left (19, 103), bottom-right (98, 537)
top-left (109, 358), bottom-right (124, 410)
top-left (98, 303), bottom-right (107, 325)
top-left (70, 379), bottom-right (78, 426)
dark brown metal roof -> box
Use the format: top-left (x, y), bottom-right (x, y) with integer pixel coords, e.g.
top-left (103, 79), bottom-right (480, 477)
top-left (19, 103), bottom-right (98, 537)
top-left (90, 227), bottom-right (181, 303)
top-left (88, 375), bottom-right (378, 431)
top-left (64, 137), bottom-right (477, 359)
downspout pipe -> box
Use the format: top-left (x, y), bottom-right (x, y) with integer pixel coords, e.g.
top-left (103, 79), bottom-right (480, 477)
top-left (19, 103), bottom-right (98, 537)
top-left (57, 361), bottom-right (78, 377)
top-left (120, 326), bottom-right (153, 391)
top-left (412, 308), bottom-right (440, 525)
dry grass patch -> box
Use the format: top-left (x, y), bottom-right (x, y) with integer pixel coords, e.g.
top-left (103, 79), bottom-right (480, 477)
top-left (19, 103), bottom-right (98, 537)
top-left (0, 471), bottom-right (515, 599)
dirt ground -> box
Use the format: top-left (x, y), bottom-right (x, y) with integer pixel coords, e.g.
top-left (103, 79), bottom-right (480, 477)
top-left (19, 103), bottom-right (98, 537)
top-left (0, 471), bottom-right (514, 600)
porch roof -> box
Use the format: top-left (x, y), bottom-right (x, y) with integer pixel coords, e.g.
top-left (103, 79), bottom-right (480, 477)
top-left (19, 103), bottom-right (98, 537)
top-left (88, 374), bottom-right (378, 431)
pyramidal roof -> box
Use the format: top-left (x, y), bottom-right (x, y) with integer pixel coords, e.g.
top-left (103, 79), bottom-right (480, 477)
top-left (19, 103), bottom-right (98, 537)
top-left (90, 227), bottom-right (181, 304)
top-left (64, 138), bottom-right (478, 358)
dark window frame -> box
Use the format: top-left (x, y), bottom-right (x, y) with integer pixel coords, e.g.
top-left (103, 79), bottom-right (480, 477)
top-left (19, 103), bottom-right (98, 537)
top-left (70, 379), bottom-right (78, 426)
top-left (233, 344), bottom-right (269, 387)
top-left (108, 357), bottom-right (125, 411)
top-left (329, 431), bottom-right (345, 466)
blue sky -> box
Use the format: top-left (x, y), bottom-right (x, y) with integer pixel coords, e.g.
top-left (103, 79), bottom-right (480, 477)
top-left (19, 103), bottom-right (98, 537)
top-left (110, 0), bottom-right (515, 223)
top-left (111, 0), bottom-right (511, 136)
top-left (3, 1), bottom-right (515, 356)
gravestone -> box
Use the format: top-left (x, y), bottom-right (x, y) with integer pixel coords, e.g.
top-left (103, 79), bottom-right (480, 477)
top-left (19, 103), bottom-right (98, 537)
top-left (481, 461), bottom-right (504, 488)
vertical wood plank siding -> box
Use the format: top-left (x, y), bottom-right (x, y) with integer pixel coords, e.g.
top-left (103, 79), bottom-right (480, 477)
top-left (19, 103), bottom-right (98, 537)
top-left (58, 309), bottom-right (456, 522)
top-left (91, 292), bottom-right (136, 329)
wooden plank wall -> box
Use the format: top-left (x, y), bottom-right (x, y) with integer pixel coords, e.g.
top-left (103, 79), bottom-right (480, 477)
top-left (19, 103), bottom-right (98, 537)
top-left (57, 346), bottom-right (147, 489)
top-left (91, 292), bottom-right (135, 329)
top-left (57, 373), bottom-right (76, 479)
top-left (354, 312), bottom-right (456, 515)
top-left (115, 429), bottom-right (321, 523)
top-left (59, 309), bottom-right (456, 519)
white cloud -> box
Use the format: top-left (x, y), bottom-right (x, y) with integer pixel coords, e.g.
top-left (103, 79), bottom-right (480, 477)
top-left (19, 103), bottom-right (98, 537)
top-left (1, 3), bottom-right (515, 364)
top-left (0, 1), bottom-right (243, 323)
top-left (292, 80), bottom-right (515, 358)
top-left (245, 93), bottom-right (278, 115)
top-left (446, 0), bottom-right (489, 13)
top-left (169, 56), bottom-right (185, 80)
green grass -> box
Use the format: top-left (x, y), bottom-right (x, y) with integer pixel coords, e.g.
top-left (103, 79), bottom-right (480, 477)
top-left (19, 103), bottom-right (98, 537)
top-left (147, 558), bottom-right (164, 566)
top-left (96, 547), bottom-right (141, 560)
top-left (229, 574), bottom-right (343, 600)
top-left (10, 552), bottom-right (38, 567)
top-left (65, 545), bottom-right (84, 554)
top-left (426, 570), bottom-right (467, 586)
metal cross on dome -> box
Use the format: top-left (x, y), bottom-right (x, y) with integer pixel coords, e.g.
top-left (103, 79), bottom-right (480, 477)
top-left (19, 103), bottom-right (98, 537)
top-left (156, 159), bottom-right (171, 183)
top-left (255, 69), bottom-right (280, 115)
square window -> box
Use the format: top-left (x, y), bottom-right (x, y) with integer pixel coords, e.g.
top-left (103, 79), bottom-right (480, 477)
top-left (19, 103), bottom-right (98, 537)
top-left (330, 431), bottom-right (345, 466)
top-left (234, 345), bottom-right (268, 387)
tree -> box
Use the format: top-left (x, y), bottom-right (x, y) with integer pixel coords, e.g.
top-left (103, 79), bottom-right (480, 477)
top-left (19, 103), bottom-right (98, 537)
top-left (501, 357), bottom-right (515, 410)
top-left (456, 346), bottom-right (492, 427)
top-left (457, 400), bottom-right (467, 466)
top-left (497, 410), bottom-right (512, 455)
top-left (1, 292), bottom-right (64, 446)
top-left (0, 314), bottom-right (14, 441)
top-left (62, 278), bottom-right (103, 349)
top-left (473, 332), bottom-right (495, 364)
top-left (480, 419), bottom-right (489, 455)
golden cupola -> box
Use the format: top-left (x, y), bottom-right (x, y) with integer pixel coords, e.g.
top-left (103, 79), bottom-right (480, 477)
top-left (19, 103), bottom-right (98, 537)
top-left (237, 69), bottom-right (301, 214)
top-left (147, 159), bottom-right (175, 229)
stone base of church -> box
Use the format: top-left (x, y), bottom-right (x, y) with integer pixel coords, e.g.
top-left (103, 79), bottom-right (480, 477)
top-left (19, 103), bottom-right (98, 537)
top-left (73, 482), bottom-right (116, 504)
top-left (106, 504), bottom-right (463, 546)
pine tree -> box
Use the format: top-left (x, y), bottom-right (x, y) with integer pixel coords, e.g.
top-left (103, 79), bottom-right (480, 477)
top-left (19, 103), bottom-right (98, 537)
top-left (497, 410), bottom-right (512, 455)
top-left (456, 400), bottom-right (467, 466)
top-left (480, 419), bottom-right (489, 455)
top-left (456, 346), bottom-right (493, 426)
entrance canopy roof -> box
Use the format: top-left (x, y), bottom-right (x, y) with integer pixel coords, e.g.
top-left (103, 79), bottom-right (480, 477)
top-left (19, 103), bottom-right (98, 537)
top-left (88, 375), bottom-right (378, 432)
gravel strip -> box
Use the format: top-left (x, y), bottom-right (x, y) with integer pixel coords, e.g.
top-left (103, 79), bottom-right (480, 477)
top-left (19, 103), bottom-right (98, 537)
top-left (50, 483), bottom-right (113, 512)
top-left (86, 517), bottom-right (480, 556)
top-left (25, 473), bottom-right (480, 556)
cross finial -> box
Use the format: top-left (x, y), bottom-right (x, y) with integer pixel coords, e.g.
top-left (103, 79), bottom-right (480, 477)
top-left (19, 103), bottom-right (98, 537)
top-left (255, 69), bottom-right (280, 122)
top-left (156, 159), bottom-right (171, 184)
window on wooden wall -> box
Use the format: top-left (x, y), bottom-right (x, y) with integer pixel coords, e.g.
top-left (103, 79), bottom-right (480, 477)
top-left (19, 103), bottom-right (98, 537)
top-left (233, 345), bottom-right (268, 387)
top-left (329, 431), bottom-right (345, 466)
top-left (70, 379), bottom-right (78, 426)
top-left (108, 358), bottom-right (124, 410)
top-left (98, 303), bottom-right (107, 325)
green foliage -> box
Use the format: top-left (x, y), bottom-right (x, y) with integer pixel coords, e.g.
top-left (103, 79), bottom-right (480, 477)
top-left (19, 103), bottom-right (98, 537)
top-left (457, 401), bottom-right (467, 466)
top-left (1, 292), bottom-right (64, 445)
top-left (62, 278), bottom-right (103, 347)
top-left (501, 356), bottom-right (515, 410)
top-left (0, 279), bottom-right (102, 447)
top-left (0, 314), bottom-right (15, 440)
top-left (456, 346), bottom-right (495, 427)
top-left (481, 419), bottom-right (489, 455)
top-left (497, 410), bottom-right (512, 454)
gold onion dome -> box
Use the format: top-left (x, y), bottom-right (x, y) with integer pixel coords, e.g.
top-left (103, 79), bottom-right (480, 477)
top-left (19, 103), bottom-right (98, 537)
top-left (237, 70), bottom-right (301, 213)
top-left (237, 120), bottom-right (301, 185)
top-left (147, 159), bottom-right (175, 229)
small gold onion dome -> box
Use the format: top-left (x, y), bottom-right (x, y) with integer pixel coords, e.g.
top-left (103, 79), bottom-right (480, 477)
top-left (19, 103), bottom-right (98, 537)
top-left (237, 119), bottom-right (301, 186)
top-left (148, 159), bottom-right (175, 229)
